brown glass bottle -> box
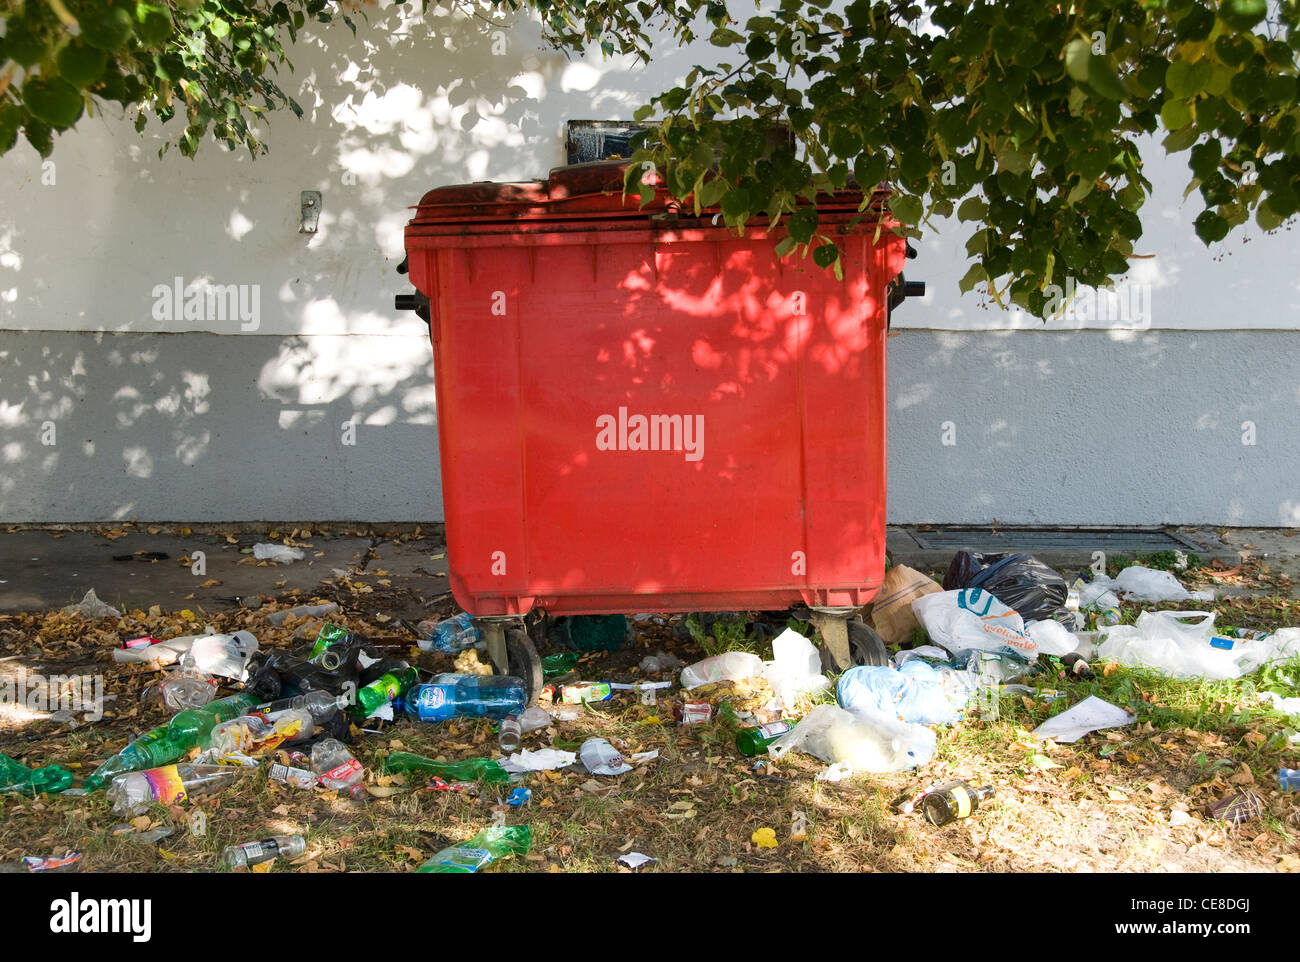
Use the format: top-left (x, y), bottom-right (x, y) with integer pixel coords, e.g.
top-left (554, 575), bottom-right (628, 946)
top-left (921, 781), bottom-right (995, 826)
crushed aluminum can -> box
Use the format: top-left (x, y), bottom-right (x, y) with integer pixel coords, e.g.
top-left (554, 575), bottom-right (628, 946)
top-left (678, 702), bottom-right (712, 725)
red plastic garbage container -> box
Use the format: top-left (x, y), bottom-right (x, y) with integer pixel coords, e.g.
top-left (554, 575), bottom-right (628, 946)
top-left (402, 161), bottom-right (908, 620)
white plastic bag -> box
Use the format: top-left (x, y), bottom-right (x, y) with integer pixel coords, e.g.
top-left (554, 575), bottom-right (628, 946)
top-left (1108, 566), bottom-right (1213, 603)
top-left (763, 628), bottom-right (829, 708)
top-left (61, 588), bottom-right (121, 619)
top-left (767, 704), bottom-right (935, 773)
top-left (181, 630), bottom-right (259, 682)
top-left (1025, 619), bottom-right (1080, 657)
top-left (1096, 610), bottom-right (1234, 679)
top-left (679, 651), bottom-right (766, 690)
top-left (911, 589), bottom-right (1038, 662)
top-left (253, 543), bottom-right (305, 563)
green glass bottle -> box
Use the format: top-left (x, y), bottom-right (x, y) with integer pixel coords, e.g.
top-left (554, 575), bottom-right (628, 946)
top-left (309, 622), bottom-right (352, 663)
top-left (735, 720), bottom-right (795, 757)
top-left (84, 691), bottom-right (259, 791)
top-left (350, 666), bottom-right (419, 719)
top-left (382, 751), bottom-right (511, 786)
top-left (0, 754), bottom-right (74, 795)
top-left (416, 825), bottom-right (531, 873)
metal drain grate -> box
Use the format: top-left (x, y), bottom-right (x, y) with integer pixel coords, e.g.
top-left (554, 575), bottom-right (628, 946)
top-left (905, 527), bottom-right (1206, 554)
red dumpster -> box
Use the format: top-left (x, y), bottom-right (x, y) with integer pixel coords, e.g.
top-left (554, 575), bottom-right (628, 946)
top-left (402, 161), bottom-right (907, 620)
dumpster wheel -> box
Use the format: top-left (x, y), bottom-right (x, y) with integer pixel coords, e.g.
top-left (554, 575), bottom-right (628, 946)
top-left (847, 619), bottom-right (889, 667)
top-left (505, 626), bottom-right (544, 706)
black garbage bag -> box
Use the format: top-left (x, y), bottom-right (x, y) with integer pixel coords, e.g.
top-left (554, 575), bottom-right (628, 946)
top-left (942, 551), bottom-right (1069, 623)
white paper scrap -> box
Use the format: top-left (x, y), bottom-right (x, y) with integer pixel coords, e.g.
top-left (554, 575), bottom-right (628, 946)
top-left (1031, 695), bottom-right (1134, 744)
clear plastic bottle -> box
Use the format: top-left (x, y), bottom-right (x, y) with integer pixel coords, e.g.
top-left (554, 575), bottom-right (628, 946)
top-left (404, 674), bottom-right (526, 723)
top-left (498, 716), bottom-right (522, 753)
top-left (107, 764), bottom-right (237, 815)
top-left (221, 834), bottom-right (305, 869)
top-left (517, 705), bottom-right (552, 733)
top-left (417, 612), bottom-right (482, 654)
top-left (679, 652), bottom-right (766, 689)
top-left (311, 738), bottom-right (364, 790)
top-left (253, 691), bottom-right (348, 724)
top-left (160, 668), bottom-right (218, 711)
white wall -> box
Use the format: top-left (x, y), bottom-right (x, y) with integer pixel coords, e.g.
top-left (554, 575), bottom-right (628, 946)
top-left (1, 6), bottom-right (1297, 524)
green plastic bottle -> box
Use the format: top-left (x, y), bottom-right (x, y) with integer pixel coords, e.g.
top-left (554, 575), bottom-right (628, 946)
top-left (309, 622), bottom-right (352, 663)
top-left (84, 691), bottom-right (259, 791)
top-left (0, 754), bottom-right (74, 795)
top-left (382, 751), bottom-right (511, 786)
top-left (350, 666), bottom-right (419, 719)
top-left (416, 826), bottom-right (531, 873)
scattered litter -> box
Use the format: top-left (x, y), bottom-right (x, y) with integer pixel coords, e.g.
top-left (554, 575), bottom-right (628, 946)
top-left (836, 661), bottom-right (975, 726)
top-left (1024, 619), bottom-right (1079, 657)
top-left (764, 628), bottom-right (830, 709)
top-left (252, 543), bottom-right (305, 563)
top-left (871, 564), bottom-right (943, 645)
top-left (680, 651), bottom-right (766, 690)
top-left (580, 737), bottom-right (632, 775)
top-left (23, 852), bottom-right (81, 873)
top-left (767, 704), bottom-right (935, 772)
top-left (416, 826), bottom-right (531, 873)
top-left (113, 633), bottom-right (200, 666)
top-left (221, 835), bottom-right (305, 869)
top-left (1099, 615), bottom-right (1300, 680)
top-left (500, 748), bottom-right (576, 774)
top-left (617, 852), bottom-right (657, 869)
top-left (639, 651), bottom-right (684, 673)
top-left (505, 787), bottom-right (532, 807)
top-left (1210, 791), bottom-right (1265, 824)
top-left (1093, 565), bottom-right (1213, 603)
top-left (1031, 696), bottom-right (1134, 743)
top-left (630, 750), bottom-right (660, 765)
top-left (60, 588), bottom-right (121, 619)
top-left (677, 702), bottom-right (712, 725)
top-left (921, 781), bottom-right (995, 827)
top-left (181, 630), bottom-right (259, 682)
top-left (815, 761), bottom-right (853, 782)
top-left (912, 589), bottom-right (1038, 662)
top-left (943, 552), bottom-right (1069, 623)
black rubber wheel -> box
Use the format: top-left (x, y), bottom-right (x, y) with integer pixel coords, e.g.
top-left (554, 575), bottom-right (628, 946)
top-left (848, 620), bottom-right (890, 667)
top-left (505, 627), bottom-right (544, 706)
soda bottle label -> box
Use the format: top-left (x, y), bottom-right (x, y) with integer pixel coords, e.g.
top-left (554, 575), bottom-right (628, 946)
top-left (324, 758), bottom-right (362, 783)
top-left (143, 765), bottom-right (187, 805)
top-left (241, 839), bottom-right (281, 864)
top-left (758, 722), bottom-right (793, 739)
top-left (269, 763), bottom-right (317, 789)
top-left (950, 785), bottom-right (972, 819)
top-left (438, 847), bottom-right (491, 871)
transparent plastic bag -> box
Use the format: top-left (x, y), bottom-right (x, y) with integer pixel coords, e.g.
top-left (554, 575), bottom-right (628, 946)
top-left (1096, 610), bottom-right (1234, 679)
top-left (767, 704), bottom-right (934, 772)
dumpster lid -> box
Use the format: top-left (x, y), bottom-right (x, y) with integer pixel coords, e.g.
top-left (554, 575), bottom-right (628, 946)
top-left (409, 159), bottom-right (880, 226)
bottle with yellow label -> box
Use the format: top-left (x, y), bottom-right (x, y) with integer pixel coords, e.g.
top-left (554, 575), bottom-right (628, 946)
top-left (921, 781), bottom-right (995, 826)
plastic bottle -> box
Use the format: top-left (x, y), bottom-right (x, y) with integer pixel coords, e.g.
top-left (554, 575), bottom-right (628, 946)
top-left (308, 622), bottom-right (353, 662)
top-left (736, 721), bottom-right (796, 757)
top-left (221, 834), bottom-right (305, 869)
top-left (415, 826), bottom-right (531, 873)
top-left (405, 674), bottom-right (526, 723)
top-left (498, 716), bottom-right (522, 753)
top-left (1280, 768), bottom-right (1299, 792)
top-left (106, 763), bottom-right (237, 815)
top-left (350, 666), bottom-right (420, 719)
top-left (921, 781), bottom-right (995, 826)
top-left (417, 612), bottom-right (482, 654)
top-left (85, 691), bottom-right (260, 791)
top-left (311, 738), bottom-right (364, 790)
top-left (382, 751), bottom-right (511, 786)
top-left (253, 691), bottom-right (348, 724)
top-left (0, 754), bottom-right (74, 796)
top-left (159, 668), bottom-right (218, 711)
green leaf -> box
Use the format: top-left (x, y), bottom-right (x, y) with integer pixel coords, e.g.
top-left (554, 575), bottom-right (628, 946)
top-left (995, 142), bottom-right (1032, 175)
top-left (696, 176), bottom-right (729, 209)
top-left (1160, 98), bottom-right (1193, 131)
top-left (958, 263), bottom-right (987, 294)
top-left (1256, 202), bottom-right (1287, 231)
top-left (0, 104), bottom-right (22, 153)
top-left (136, 3), bottom-right (174, 47)
top-left (1193, 209), bottom-right (1230, 244)
top-left (210, 17), bottom-right (231, 39)
top-left (79, 5), bottom-right (136, 52)
top-left (956, 197), bottom-right (987, 222)
top-left (1063, 38), bottom-right (1091, 83)
top-left (1166, 60), bottom-right (1205, 98)
top-left (22, 78), bottom-right (85, 130)
top-left (854, 151), bottom-right (889, 189)
top-left (632, 104), bottom-right (655, 122)
top-left (721, 187), bottom-right (750, 218)
top-left (1087, 56), bottom-right (1128, 101)
top-left (787, 206), bottom-right (819, 244)
top-left (774, 236), bottom-right (797, 257)
top-left (56, 42), bottom-right (109, 89)
top-left (709, 28), bottom-right (743, 47)
top-left (3, 23), bottom-right (50, 67)
top-left (890, 194), bottom-right (923, 225)
top-left (1067, 178), bottom-right (1094, 205)
top-left (23, 117), bottom-right (55, 158)
top-left (812, 243), bottom-right (839, 269)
